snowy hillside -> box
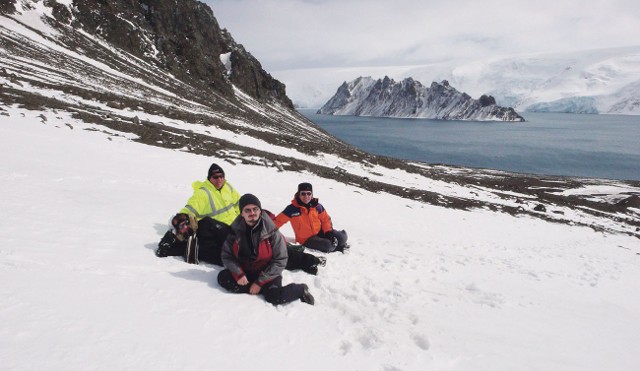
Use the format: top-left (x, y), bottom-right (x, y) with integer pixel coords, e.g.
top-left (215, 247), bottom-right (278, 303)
top-left (3, 2), bottom-right (638, 238)
top-left (276, 46), bottom-right (640, 114)
top-left (2, 100), bottom-right (640, 371)
top-left (2, 2), bottom-right (640, 369)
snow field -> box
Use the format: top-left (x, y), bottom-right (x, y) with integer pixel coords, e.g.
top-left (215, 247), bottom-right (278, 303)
top-left (1, 109), bottom-right (640, 370)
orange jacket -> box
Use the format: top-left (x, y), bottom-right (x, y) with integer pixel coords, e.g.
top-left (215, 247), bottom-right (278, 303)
top-left (274, 196), bottom-right (333, 244)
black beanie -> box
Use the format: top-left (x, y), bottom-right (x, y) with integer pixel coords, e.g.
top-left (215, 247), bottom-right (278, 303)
top-left (298, 182), bottom-right (313, 192)
top-left (207, 163), bottom-right (225, 178)
top-left (239, 193), bottom-right (261, 211)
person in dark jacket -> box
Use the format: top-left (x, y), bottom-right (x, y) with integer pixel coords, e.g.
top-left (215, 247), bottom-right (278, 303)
top-left (275, 182), bottom-right (349, 253)
top-left (217, 194), bottom-right (315, 306)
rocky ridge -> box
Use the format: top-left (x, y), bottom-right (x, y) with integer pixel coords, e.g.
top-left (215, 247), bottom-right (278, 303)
top-left (319, 76), bottom-right (524, 121)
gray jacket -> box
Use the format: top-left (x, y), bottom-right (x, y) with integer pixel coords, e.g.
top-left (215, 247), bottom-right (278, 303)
top-left (221, 210), bottom-right (288, 286)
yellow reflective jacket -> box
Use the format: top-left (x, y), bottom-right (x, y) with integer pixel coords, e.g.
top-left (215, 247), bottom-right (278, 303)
top-left (179, 179), bottom-right (240, 226)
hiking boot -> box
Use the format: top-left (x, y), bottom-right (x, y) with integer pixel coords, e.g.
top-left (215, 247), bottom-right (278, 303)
top-left (335, 243), bottom-right (350, 253)
top-left (301, 284), bottom-right (315, 305)
top-left (303, 265), bottom-right (318, 275)
top-left (156, 230), bottom-right (177, 257)
top-left (339, 243), bottom-right (350, 250)
top-left (315, 256), bottom-right (327, 267)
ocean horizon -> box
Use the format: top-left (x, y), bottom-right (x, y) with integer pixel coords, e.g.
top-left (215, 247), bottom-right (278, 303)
top-left (299, 109), bottom-right (640, 181)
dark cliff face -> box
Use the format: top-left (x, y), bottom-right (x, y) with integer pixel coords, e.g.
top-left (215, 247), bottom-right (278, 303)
top-left (0, 1), bottom-right (16, 14)
top-left (228, 41), bottom-right (292, 106)
top-left (39, 0), bottom-right (292, 108)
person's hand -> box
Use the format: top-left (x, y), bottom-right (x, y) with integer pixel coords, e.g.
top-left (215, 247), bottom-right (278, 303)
top-left (237, 276), bottom-right (249, 286)
top-left (326, 230), bottom-right (338, 248)
top-left (249, 283), bottom-right (262, 295)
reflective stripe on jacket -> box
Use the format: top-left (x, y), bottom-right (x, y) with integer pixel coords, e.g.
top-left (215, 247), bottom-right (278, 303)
top-left (274, 195), bottom-right (333, 244)
top-left (179, 179), bottom-right (240, 226)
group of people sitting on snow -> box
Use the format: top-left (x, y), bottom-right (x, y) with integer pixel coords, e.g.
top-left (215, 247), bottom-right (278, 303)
top-left (155, 163), bottom-right (350, 306)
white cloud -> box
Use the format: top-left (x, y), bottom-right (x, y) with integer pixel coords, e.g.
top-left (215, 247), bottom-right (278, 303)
top-left (206, 0), bottom-right (640, 70)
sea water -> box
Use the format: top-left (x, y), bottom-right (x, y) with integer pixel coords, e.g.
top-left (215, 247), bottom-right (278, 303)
top-left (298, 109), bottom-right (640, 181)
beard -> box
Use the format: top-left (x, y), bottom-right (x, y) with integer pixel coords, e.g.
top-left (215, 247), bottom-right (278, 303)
top-left (245, 214), bottom-right (261, 226)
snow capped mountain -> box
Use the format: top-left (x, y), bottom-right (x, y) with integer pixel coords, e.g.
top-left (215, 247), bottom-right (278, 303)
top-left (318, 76), bottom-right (524, 121)
top-left (276, 46), bottom-right (640, 115)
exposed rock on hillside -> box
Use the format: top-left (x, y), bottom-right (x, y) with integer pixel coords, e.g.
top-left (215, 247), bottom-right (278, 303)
top-left (40, 0), bottom-right (292, 108)
top-left (1, 0), bottom-right (638, 238)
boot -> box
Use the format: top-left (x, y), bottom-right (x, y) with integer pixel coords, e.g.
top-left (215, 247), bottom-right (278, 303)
top-left (300, 284), bottom-right (315, 305)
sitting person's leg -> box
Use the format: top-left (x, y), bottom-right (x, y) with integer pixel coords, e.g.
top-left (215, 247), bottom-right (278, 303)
top-left (196, 217), bottom-right (231, 265)
top-left (286, 248), bottom-right (325, 274)
top-left (333, 229), bottom-right (349, 250)
top-left (196, 238), bottom-right (223, 266)
top-left (217, 269), bottom-right (250, 294)
top-left (304, 236), bottom-right (335, 253)
top-left (260, 277), bottom-right (314, 306)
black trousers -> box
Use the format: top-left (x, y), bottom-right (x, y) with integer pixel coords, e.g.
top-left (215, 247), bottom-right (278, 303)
top-left (217, 269), bottom-right (306, 305)
top-left (305, 229), bottom-right (348, 253)
top-left (286, 248), bottom-right (318, 271)
top-left (195, 217), bottom-right (231, 266)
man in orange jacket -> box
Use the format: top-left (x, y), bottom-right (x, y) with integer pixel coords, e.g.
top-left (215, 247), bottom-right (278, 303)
top-left (274, 182), bottom-right (349, 253)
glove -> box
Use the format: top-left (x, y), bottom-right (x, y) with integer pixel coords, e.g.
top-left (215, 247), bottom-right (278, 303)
top-left (156, 230), bottom-right (177, 257)
top-left (325, 230), bottom-right (338, 248)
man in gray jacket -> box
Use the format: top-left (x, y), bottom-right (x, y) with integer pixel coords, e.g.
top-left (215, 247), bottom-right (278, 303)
top-left (217, 194), bottom-right (315, 306)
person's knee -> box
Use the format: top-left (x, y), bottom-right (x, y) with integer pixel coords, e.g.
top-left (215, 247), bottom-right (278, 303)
top-left (337, 230), bottom-right (348, 245)
top-left (217, 269), bottom-right (238, 292)
top-left (306, 237), bottom-right (333, 252)
top-left (262, 286), bottom-right (288, 305)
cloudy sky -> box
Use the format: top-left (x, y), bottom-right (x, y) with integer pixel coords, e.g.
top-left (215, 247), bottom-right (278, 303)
top-left (205, 0), bottom-right (640, 72)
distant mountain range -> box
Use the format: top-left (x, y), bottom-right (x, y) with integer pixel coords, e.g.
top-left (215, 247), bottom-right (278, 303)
top-left (318, 77), bottom-right (524, 121)
top-left (275, 46), bottom-right (640, 115)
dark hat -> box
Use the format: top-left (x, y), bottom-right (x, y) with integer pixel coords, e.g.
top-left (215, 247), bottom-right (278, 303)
top-left (207, 163), bottom-right (225, 178)
top-left (239, 193), bottom-right (261, 211)
top-left (298, 182), bottom-right (313, 192)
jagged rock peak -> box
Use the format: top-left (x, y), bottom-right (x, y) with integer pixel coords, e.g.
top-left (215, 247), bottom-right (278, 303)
top-left (3, 0), bottom-right (292, 108)
top-left (318, 76), bottom-right (525, 122)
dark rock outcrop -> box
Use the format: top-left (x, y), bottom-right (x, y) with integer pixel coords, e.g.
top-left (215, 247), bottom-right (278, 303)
top-left (28, 0), bottom-right (292, 108)
top-left (0, 0), bottom-right (16, 15)
top-left (616, 195), bottom-right (640, 209)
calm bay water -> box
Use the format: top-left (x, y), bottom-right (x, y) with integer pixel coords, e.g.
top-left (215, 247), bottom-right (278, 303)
top-left (299, 109), bottom-right (640, 181)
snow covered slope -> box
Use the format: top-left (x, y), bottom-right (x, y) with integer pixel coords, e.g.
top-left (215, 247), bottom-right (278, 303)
top-left (277, 46), bottom-right (640, 115)
top-left (1, 101), bottom-right (640, 371)
top-left (1, 1), bottom-right (639, 239)
top-left (2, 2), bottom-right (640, 369)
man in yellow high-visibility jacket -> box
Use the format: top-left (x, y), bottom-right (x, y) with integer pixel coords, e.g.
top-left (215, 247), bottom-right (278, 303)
top-left (156, 163), bottom-right (240, 265)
